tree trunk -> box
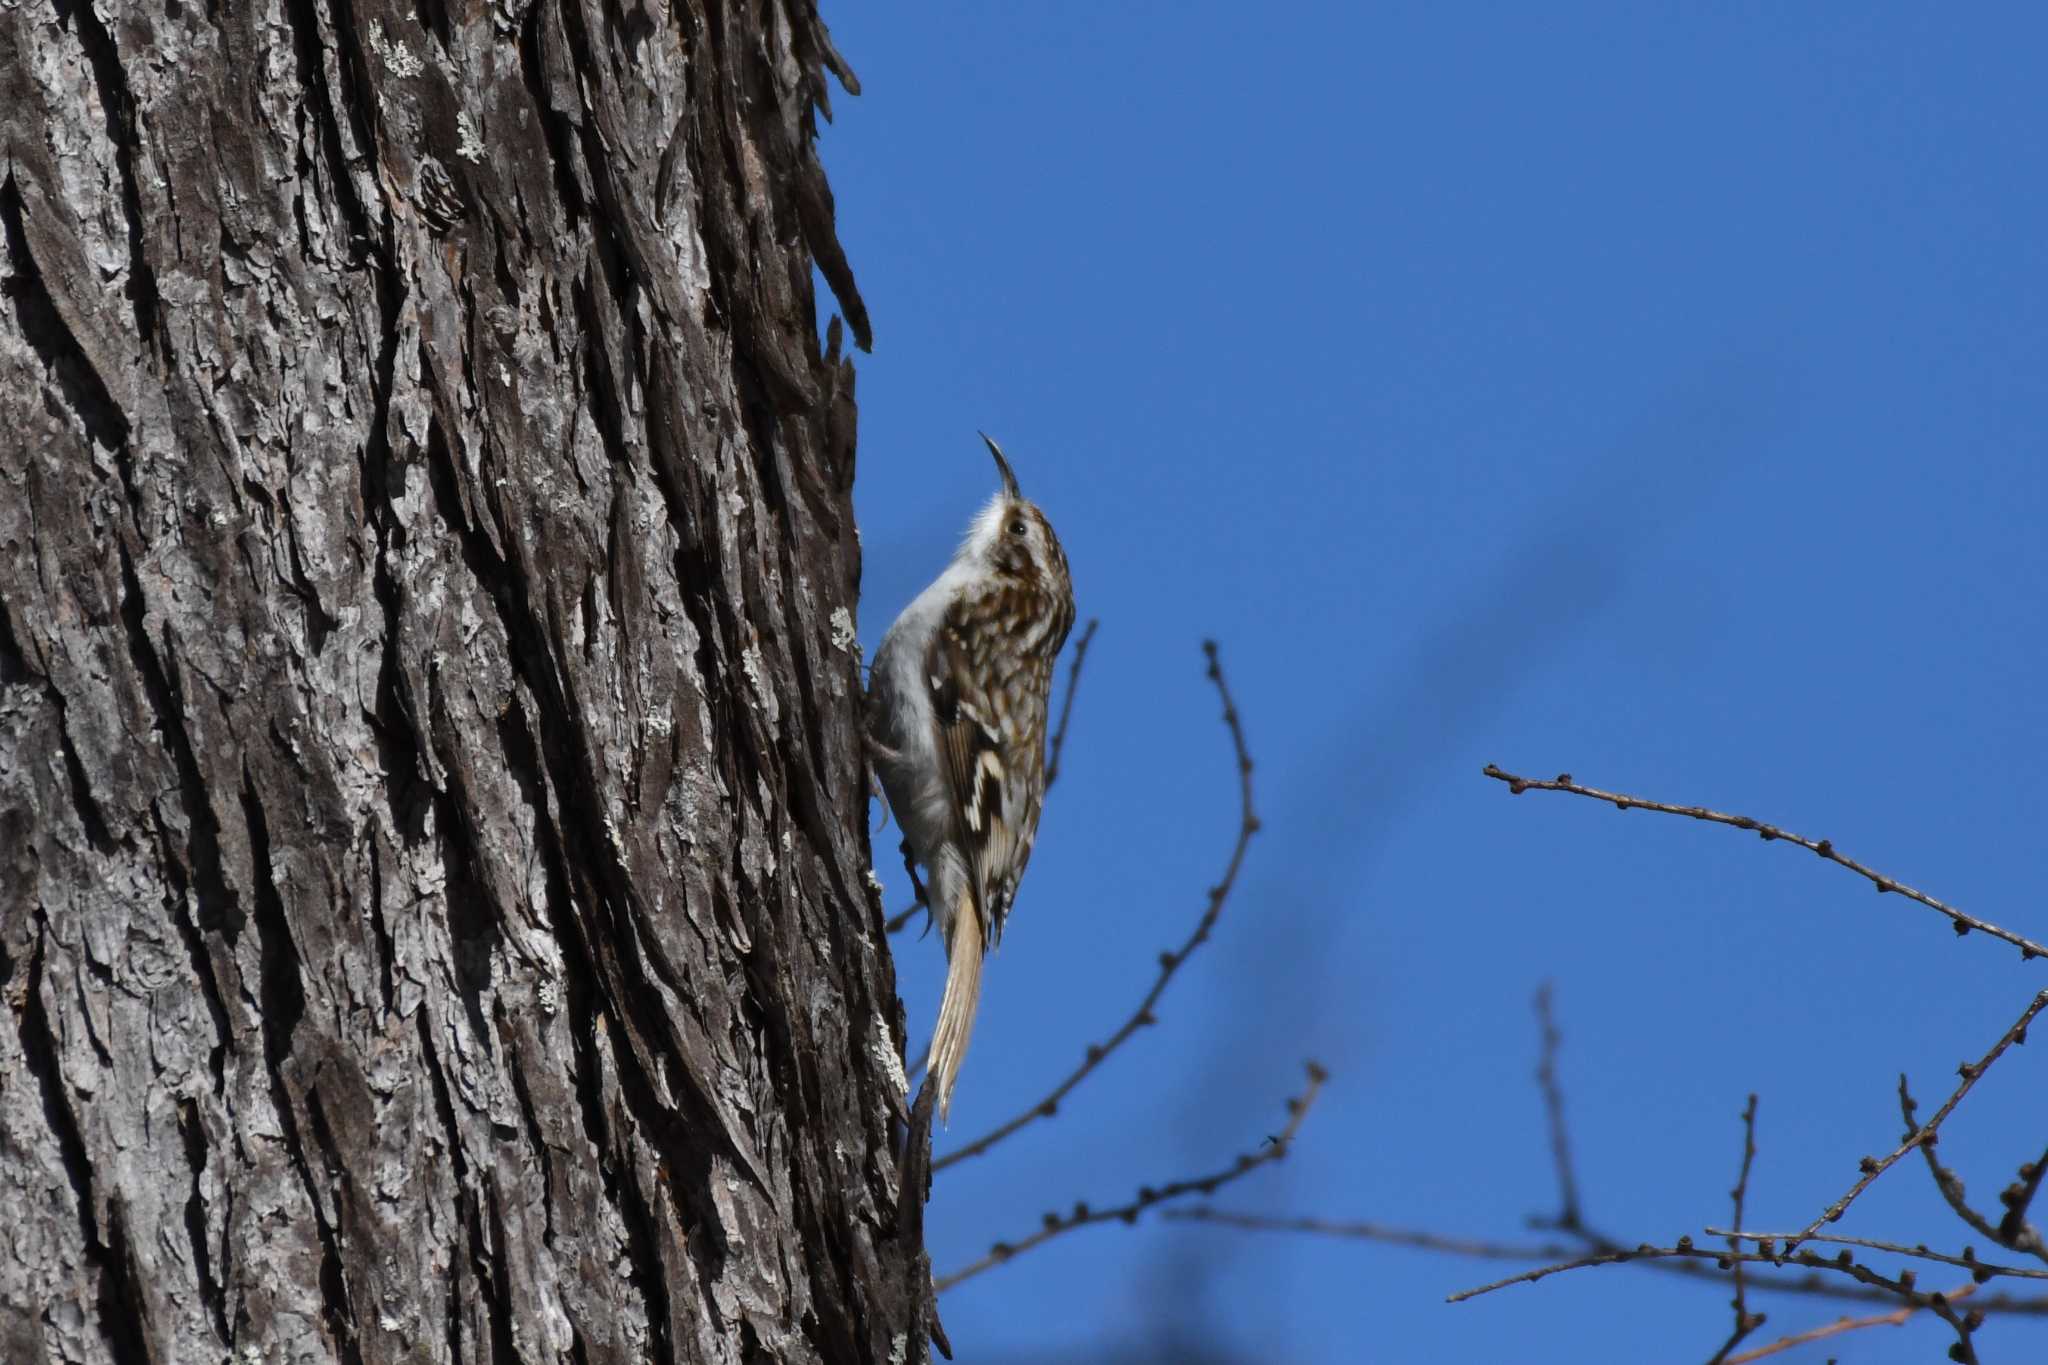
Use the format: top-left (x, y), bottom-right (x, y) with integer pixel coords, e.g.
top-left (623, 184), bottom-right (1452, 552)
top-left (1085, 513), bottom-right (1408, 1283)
top-left (0, 2), bottom-right (917, 1362)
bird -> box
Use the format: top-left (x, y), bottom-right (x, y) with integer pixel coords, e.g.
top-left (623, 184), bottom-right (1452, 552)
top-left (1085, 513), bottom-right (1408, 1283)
top-left (867, 434), bottom-right (1075, 1121)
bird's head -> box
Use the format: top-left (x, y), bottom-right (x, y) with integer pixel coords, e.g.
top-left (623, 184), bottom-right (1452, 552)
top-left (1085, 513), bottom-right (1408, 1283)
top-left (963, 433), bottom-right (1070, 594)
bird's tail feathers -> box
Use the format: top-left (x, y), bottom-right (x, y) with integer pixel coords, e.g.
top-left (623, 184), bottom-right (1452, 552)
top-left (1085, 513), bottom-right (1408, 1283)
top-left (929, 895), bottom-right (984, 1124)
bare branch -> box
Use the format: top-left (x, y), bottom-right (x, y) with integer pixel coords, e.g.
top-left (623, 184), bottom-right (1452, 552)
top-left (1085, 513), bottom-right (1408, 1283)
top-left (933, 1061), bottom-right (1326, 1293)
top-left (934, 639), bottom-right (1259, 1171)
top-left (1480, 766), bottom-right (2048, 961)
top-left (1531, 983), bottom-right (1582, 1233)
top-left (1162, 1210), bottom-right (1576, 1263)
top-left (1171, 1208), bottom-right (2042, 1313)
top-left (1701, 1317), bottom-right (1754, 1365)
top-left (1042, 617), bottom-right (1099, 788)
top-left (886, 618), bottom-right (1100, 936)
top-left (1722, 1286), bottom-right (1976, 1365)
top-left (1787, 988), bottom-right (2048, 1256)
top-left (1707, 1095), bottom-right (1766, 1365)
top-left (1448, 1243), bottom-right (1851, 1303)
top-left (1708, 1229), bottom-right (2048, 1283)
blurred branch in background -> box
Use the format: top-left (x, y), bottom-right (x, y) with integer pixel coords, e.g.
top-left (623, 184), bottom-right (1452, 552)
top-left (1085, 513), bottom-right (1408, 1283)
top-left (1167, 767), bottom-right (2048, 1361)
top-left (937, 639), bottom-right (1260, 1170)
top-left (1530, 982), bottom-right (1582, 1234)
top-left (1162, 1211), bottom-right (1575, 1264)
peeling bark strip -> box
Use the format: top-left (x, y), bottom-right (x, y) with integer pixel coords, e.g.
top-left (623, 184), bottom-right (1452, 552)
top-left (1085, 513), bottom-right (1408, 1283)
top-left (0, 2), bottom-right (919, 1362)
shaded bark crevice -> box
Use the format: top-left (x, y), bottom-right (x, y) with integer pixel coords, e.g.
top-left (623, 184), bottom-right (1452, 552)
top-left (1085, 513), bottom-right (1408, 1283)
top-left (145, 806), bottom-right (235, 1095)
top-left (95, 1198), bottom-right (157, 1365)
top-left (241, 774), bottom-right (307, 1065)
top-left (279, 0), bottom-right (386, 270)
top-left (415, 1014), bottom-right (509, 1365)
top-left (19, 930), bottom-right (102, 1257)
top-left (568, 1009), bottom-right (681, 1365)
top-left (176, 1098), bottom-right (233, 1350)
top-left (480, 1176), bottom-right (526, 1365)
top-left (117, 543), bottom-right (245, 947)
top-left (51, 0), bottom-right (160, 351)
top-left (0, 176), bottom-right (133, 452)
top-left (0, 598), bottom-right (34, 684)
top-left (515, 2), bottom-right (592, 233)
top-left (55, 706), bottom-right (121, 856)
top-left (299, 1096), bottom-right (372, 1365)
top-left (243, 780), bottom-right (367, 1365)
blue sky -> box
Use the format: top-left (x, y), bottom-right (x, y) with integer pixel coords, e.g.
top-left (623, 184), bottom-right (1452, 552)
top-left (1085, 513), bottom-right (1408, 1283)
top-left (819, 6), bottom-right (2047, 1360)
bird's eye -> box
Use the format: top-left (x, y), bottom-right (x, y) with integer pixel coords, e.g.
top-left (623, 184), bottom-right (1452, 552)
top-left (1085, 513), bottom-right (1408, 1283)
top-left (1009, 520), bottom-right (1028, 537)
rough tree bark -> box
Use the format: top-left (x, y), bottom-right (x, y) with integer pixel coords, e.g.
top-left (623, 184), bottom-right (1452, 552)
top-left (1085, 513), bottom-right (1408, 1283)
top-left (0, 2), bottom-right (921, 1362)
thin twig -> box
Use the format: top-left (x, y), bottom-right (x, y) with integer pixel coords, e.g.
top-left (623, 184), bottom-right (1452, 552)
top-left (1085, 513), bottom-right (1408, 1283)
top-left (886, 618), bottom-right (1100, 935)
top-left (1707, 1096), bottom-right (1766, 1365)
top-left (1702, 1316), bottom-right (1755, 1365)
top-left (1787, 989), bottom-right (2048, 1256)
top-left (1707, 1229), bottom-right (2048, 1283)
top-left (933, 1061), bottom-right (1326, 1293)
top-left (1480, 766), bottom-right (2047, 962)
top-left (1042, 617), bottom-right (1098, 788)
top-left (1450, 1243), bottom-right (1848, 1302)
top-left (1722, 1285), bottom-right (1976, 1365)
top-left (934, 640), bottom-right (1259, 1171)
top-left (1530, 984), bottom-right (1582, 1233)
top-left (1162, 1210), bottom-right (1576, 1262)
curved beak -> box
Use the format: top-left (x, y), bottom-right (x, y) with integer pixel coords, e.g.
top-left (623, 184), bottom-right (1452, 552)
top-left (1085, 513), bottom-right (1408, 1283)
top-left (979, 431), bottom-right (1023, 500)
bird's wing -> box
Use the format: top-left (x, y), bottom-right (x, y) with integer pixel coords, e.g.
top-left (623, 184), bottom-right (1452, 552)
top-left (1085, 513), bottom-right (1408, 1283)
top-left (925, 606), bottom-right (1034, 949)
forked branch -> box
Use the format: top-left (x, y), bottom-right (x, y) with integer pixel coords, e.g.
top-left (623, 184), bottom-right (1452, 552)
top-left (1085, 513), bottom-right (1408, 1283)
top-left (1785, 988), bottom-right (2048, 1255)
